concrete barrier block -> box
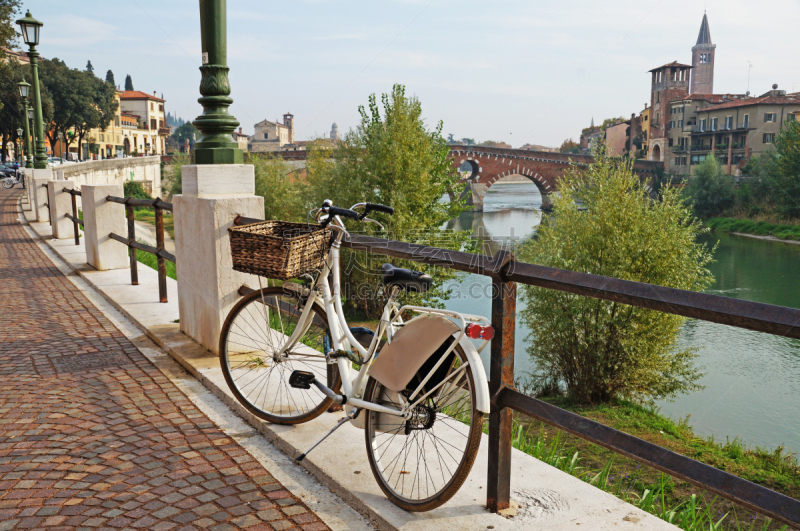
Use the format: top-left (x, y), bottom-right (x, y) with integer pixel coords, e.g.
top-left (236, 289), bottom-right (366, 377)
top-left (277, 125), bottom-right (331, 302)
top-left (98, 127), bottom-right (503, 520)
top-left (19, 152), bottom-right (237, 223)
top-left (82, 184), bottom-right (129, 271)
top-left (174, 164), bottom-right (263, 354)
top-left (47, 180), bottom-right (75, 239)
top-left (31, 169), bottom-right (54, 223)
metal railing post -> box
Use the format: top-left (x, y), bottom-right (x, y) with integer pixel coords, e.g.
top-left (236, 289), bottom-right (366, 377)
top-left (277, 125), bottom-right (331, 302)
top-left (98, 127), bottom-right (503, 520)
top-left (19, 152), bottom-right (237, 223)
top-left (70, 191), bottom-right (79, 245)
top-left (126, 202), bottom-right (138, 285)
top-left (487, 251), bottom-right (516, 513)
top-left (155, 201), bottom-right (167, 303)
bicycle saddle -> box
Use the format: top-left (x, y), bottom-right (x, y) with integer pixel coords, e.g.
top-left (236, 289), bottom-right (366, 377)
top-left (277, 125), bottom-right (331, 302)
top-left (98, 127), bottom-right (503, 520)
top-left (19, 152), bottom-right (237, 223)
top-left (380, 263), bottom-right (432, 293)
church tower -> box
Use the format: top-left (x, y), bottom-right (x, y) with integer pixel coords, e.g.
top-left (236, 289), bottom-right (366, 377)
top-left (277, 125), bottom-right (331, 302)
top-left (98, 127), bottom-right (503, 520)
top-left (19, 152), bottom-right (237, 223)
top-left (690, 12), bottom-right (716, 94)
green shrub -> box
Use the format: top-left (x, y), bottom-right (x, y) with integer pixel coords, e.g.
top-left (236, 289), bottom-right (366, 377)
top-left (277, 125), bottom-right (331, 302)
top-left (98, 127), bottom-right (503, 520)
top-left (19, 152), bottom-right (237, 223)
top-left (683, 156), bottom-right (735, 218)
top-left (123, 180), bottom-right (152, 200)
top-left (518, 151), bottom-right (714, 404)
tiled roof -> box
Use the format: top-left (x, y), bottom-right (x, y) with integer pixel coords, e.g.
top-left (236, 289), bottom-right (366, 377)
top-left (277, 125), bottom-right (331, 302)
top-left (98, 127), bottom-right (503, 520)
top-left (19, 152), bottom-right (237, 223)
top-left (682, 93), bottom-right (725, 103)
top-left (648, 61), bottom-right (693, 72)
top-left (702, 95), bottom-right (800, 112)
top-left (120, 91), bottom-right (165, 102)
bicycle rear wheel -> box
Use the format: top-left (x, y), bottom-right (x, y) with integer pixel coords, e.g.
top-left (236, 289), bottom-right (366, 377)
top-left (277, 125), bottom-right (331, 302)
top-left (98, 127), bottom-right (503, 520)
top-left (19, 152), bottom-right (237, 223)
top-left (364, 342), bottom-right (483, 511)
top-left (219, 285), bottom-right (340, 424)
top-left (1, 178), bottom-right (13, 189)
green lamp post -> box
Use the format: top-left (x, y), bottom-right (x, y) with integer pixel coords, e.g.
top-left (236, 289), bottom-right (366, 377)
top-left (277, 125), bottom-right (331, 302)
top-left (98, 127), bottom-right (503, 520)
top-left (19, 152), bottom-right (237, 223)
top-left (16, 11), bottom-right (46, 170)
top-left (192, 0), bottom-right (243, 165)
top-left (27, 108), bottom-right (35, 167)
top-left (17, 81), bottom-right (32, 167)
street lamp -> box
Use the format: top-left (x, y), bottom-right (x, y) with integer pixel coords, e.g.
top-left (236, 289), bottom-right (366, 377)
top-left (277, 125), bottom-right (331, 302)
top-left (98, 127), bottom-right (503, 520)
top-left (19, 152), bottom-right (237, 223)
top-left (16, 11), bottom-right (46, 170)
top-left (18, 82), bottom-right (33, 168)
top-left (192, 0), bottom-right (242, 164)
top-left (57, 131), bottom-right (63, 160)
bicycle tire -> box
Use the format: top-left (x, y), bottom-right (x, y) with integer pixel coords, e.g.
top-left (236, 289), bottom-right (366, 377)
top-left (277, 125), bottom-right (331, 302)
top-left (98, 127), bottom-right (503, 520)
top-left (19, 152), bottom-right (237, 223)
top-left (1, 178), bottom-right (12, 189)
top-left (219, 285), bottom-right (340, 425)
top-left (364, 342), bottom-right (484, 512)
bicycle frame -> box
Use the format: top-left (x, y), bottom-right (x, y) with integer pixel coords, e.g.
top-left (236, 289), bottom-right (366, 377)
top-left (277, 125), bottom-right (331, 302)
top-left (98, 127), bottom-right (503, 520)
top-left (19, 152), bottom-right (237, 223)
top-left (272, 215), bottom-right (490, 421)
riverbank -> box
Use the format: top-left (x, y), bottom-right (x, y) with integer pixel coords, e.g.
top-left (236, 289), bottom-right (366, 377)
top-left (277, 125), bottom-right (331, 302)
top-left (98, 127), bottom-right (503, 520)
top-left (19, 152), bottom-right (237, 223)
top-left (706, 217), bottom-right (800, 242)
top-left (513, 397), bottom-right (798, 530)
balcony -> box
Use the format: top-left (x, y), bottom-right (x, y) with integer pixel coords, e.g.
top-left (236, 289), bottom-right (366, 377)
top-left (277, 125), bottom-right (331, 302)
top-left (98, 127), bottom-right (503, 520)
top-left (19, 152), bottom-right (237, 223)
top-left (158, 127), bottom-right (171, 135)
top-left (671, 146), bottom-right (687, 153)
top-left (737, 122), bottom-right (752, 130)
top-left (691, 145), bottom-right (710, 152)
top-left (731, 143), bottom-right (747, 150)
top-left (716, 143), bottom-right (729, 150)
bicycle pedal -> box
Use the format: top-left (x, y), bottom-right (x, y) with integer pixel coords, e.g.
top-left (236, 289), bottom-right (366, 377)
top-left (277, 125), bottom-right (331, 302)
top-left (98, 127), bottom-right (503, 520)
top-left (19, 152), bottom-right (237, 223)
top-left (289, 370), bottom-right (316, 390)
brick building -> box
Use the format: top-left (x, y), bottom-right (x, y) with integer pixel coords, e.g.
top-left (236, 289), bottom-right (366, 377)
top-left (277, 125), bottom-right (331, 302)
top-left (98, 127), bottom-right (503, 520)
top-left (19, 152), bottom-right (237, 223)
top-left (647, 61), bottom-right (692, 162)
top-left (690, 13), bottom-right (716, 95)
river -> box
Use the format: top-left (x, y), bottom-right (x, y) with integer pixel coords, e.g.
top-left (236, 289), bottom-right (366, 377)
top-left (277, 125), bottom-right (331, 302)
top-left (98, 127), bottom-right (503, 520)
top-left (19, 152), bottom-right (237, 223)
top-left (442, 181), bottom-right (800, 454)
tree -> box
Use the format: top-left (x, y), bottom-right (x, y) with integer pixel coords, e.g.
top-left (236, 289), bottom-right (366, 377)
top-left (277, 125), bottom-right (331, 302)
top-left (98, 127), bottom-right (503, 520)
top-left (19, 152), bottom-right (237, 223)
top-left (518, 151), bottom-right (713, 404)
top-left (559, 138), bottom-right (580, 154)
top-left (72, 74), bottom-right (119, 161)
top-left (683, 155), bottom-right (735, 218)
top-left (124, 74), bottom-right (134, 91)
top-left (105, 70), bottom-right (115, 86)
top-left (305, 84), bottom-right (468, 317)
top-left (770, 121), bottom-right (800, 219)
top-left (85, 60), bottom-right (94, 75)
top-left (0, 59), bottom-right (25, 161)
top-left (248, 153), bottom-right (306, 221)
top-left (0, 0), bottom-right (21, 58)
top-left (171, 122), bottom-right (197, 145)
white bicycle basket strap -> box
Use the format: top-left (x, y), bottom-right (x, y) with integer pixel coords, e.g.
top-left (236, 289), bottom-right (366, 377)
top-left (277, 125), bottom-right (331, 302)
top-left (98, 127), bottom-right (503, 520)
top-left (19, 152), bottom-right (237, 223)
top-left (369, 314), bottom-right (458, 393)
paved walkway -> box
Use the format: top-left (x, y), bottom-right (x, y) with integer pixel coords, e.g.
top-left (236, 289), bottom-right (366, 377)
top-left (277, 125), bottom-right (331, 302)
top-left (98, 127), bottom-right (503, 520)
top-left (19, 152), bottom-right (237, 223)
top-left (0, 187), bottom-right (328, 530)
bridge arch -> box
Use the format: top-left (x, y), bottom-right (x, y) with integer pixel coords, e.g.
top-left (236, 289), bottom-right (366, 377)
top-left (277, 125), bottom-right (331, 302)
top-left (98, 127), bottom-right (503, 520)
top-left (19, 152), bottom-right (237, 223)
top-left (457, 158), bottom-right (480, 180)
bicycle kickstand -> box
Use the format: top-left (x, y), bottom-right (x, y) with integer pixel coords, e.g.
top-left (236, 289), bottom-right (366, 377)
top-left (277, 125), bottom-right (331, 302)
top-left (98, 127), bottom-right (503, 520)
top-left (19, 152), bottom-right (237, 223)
top-left (295, 411), bottom-right (357, 462)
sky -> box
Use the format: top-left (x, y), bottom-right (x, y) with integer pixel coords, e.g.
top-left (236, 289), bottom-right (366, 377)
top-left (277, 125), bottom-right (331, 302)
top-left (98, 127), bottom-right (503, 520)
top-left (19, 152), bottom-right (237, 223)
top-left (14, 0), bottom-right (800, 148)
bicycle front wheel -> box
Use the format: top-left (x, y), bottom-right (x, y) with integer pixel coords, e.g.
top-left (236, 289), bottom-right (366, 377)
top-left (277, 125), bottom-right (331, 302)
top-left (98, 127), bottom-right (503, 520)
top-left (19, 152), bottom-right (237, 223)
top-left (364, 342), bottom-right (484, 511)
top-left (1, 178), bottom-right (13, 189)
top-left (219, 285), bottom-right (340, 425)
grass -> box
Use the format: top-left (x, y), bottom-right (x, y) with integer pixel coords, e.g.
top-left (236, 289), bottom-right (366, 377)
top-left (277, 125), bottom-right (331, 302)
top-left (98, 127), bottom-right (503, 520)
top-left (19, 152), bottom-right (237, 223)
top-left (706, 217), bottom-right (800, 241)
top-left (133, 209), bottom-right (175, 240)
top-left (501, 394), bottom-right (799, 531)
top-left (134, 244), bottom-right (177, 280)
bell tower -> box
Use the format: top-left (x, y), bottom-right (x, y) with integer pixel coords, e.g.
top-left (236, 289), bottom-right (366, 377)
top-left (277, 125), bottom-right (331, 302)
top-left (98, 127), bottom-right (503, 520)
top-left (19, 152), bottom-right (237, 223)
top-left (690, 12), bottom-right (715, 94)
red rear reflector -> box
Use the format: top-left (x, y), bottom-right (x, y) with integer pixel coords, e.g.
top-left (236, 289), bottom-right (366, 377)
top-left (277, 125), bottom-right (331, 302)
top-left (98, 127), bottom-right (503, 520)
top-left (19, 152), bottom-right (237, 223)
top-left (466, 323), bottom-right (495, 340)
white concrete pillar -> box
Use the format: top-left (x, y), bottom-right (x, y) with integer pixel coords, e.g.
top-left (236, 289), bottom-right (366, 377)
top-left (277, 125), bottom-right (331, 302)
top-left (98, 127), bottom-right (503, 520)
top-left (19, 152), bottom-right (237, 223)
top-left (30, 168), bottom-right (54, 223)
top-left (22, 169), bottom-right (33, 211)
top-left (82, 184), bottom-right (129, 271)
top-left (174, 164), bottom-right (264, 354)
top-left (47, 180), bottom-right (75, 239)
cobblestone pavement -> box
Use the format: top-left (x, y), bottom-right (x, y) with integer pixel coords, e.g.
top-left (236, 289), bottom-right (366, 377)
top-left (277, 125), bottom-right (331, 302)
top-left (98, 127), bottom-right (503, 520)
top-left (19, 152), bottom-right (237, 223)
top-left (0, 188), bottom-right (330, 530)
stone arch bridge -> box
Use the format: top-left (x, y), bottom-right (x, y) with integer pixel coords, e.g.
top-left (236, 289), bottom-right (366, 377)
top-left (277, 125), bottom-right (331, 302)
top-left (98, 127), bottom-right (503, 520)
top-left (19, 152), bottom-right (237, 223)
top-left (274, 146), bottom-right (662, 211)
top-left (449, 145), bottom-right (662, 210)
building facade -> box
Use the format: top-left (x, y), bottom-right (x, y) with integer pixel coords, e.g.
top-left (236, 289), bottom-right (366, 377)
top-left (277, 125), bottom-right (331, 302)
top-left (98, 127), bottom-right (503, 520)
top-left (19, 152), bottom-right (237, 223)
top-left (249, 113), bottom-right (295, 152)
top-left (232, 127), bottom-right (249, 152)
top-left (666, 88), bottom-right (800, 175)
top-left (647, 61), bottom-right (692, 162)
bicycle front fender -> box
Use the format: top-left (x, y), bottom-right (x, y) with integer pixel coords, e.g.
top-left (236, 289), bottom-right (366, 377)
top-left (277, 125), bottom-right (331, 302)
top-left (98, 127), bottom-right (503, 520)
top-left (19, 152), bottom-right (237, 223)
top-left (456, 336), bottom-right (490, 414)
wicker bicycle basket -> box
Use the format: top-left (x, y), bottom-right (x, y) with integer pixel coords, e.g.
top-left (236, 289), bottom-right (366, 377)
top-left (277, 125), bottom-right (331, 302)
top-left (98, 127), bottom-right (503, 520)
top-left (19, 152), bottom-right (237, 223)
top-left (229, 221), bottom-right (334, 280)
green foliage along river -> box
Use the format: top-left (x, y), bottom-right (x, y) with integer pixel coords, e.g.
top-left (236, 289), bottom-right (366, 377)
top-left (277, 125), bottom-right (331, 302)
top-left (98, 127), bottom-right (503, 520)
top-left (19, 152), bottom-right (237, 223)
top-left (443, 180), bottom-right (800, 454)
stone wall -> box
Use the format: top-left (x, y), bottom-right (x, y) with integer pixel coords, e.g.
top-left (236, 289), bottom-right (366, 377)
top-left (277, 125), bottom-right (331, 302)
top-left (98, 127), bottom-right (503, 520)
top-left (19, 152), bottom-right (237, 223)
top-left (57, 156), bottom-right (162, 198)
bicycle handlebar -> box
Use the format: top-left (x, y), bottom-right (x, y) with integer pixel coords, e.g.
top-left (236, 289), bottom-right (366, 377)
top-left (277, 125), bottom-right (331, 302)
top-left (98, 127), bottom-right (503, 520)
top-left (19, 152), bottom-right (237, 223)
top-left (326, 206), bottom-right (360, 220)
top-left (364, 203), bottom-right (394, 216)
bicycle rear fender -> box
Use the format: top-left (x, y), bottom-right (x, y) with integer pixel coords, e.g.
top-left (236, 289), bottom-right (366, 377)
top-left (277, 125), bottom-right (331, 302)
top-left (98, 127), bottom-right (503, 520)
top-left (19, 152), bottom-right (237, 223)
top-left (368, 314), bottom-right (490, 414)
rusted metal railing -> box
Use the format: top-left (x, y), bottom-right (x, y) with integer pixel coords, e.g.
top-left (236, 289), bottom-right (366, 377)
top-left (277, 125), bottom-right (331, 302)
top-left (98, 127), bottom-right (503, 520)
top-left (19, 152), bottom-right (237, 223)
top-left (107, 196), bottom-right (174, 303)
top-left (232, 214), bottom-right (800, 527)
top-left (63, 188), bottom-right (82, 245)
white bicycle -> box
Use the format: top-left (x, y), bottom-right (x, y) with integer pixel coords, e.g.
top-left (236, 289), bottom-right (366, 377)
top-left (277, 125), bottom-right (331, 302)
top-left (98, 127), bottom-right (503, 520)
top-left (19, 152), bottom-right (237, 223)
top-left (219, 200), bottom-right (494, 511)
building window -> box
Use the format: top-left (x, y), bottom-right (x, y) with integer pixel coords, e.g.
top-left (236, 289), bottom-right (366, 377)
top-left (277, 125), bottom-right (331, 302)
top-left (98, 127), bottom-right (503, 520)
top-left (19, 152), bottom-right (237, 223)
top-left (264, 133), bottom-right (269, 139)
top-left (656, 92), bottom-right (660, 103)
top-left (644, 115), bottom-right (648, 122)
top-left (669, 120), bottom-right (675, 128)
top-left (159, 104), bottom-right (164, 112)
top-left (765, 113), bottom-right (777, 122)
top-left (763, 133), bottom-right (776, 143)
top-left (787, 114), bottom-right (797, 122)
top-left (115, 116), bottom-right (120, 127)
top-left (725, 116), bottom-right (733, 130)
top-left (743, 115), bottom-right (749, 128)
top-left (699, 119), bottom-right (706, 131)
top-left (678, 120), bottom-right (683, 128)
top-left (711, 118), bottom-right (718, 131)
